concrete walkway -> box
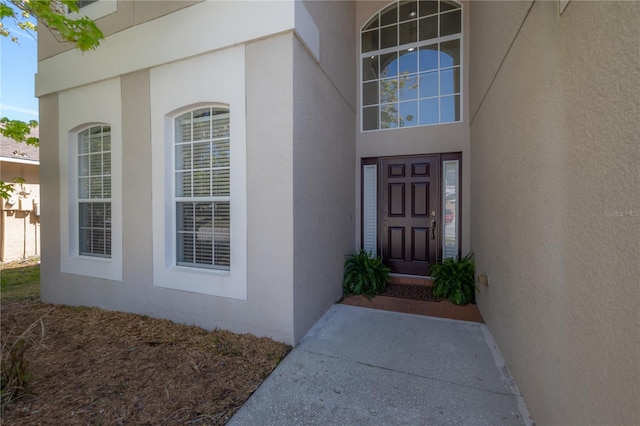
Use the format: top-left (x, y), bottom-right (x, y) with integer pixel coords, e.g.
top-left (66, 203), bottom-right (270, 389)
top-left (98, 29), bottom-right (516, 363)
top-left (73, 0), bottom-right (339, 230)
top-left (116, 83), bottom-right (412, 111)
top-left (229, 304), bottom-right (533, 425)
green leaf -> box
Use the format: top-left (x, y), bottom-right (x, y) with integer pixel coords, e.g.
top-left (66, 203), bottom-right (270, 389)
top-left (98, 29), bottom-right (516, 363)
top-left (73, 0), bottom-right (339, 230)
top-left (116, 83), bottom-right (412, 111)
top-left (343, 249), bottom-right (390, 298)
top-left (430, 252), bottom-right (476, 305)
top-left (5, 0), bottom-right (104, 51)
top-left (0, 180), bottom-right (15, 200)
top-left (0, 117), bottom-right (39, 146)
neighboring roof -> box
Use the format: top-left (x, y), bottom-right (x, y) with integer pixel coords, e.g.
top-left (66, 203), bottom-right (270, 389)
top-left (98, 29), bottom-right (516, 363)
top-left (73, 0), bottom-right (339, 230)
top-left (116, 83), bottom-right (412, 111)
top-left (0, 128), bottom-right (40, 164)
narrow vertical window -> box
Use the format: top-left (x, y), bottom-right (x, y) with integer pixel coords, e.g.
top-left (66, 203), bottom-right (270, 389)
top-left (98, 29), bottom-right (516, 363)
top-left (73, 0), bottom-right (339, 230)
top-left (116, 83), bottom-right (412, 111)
top-left (442, 159), bottom-right (459, 259)
top-left (362, 163), bottom-right (378, 256)
top-left (174, 107), bottom-right (230, 270)
top-left (77, 125), bottom-right (111, 257)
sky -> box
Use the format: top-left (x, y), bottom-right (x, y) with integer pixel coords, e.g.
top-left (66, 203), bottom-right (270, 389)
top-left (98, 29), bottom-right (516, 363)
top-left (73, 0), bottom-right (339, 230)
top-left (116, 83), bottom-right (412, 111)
top-left (0, 4), bottom-right (39, 123)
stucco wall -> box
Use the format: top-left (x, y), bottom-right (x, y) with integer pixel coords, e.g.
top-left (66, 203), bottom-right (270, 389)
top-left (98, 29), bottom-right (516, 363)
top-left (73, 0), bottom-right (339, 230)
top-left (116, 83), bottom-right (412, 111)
top-left (38, 93), bottom-right (60, 302)
top-left (470, 1), bottom-right (640, 424)
top-left (38, 0), bottom-right (367, 346)
top-left (245, 34), bottom-right (296, 344)
top-left (38, 0), bottom-right (199, 60)
top-left (38, 34), bottom-right (298, 344)
top-left (292, 0), bottom-right (356, 342)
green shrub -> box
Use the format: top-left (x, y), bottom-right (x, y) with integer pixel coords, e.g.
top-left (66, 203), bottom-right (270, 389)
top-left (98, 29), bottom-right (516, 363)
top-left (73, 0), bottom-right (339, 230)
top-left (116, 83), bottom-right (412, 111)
top-left (431, 252), bottom-right (477, 305)
top-left (343, 249), bottom-right (390, 298)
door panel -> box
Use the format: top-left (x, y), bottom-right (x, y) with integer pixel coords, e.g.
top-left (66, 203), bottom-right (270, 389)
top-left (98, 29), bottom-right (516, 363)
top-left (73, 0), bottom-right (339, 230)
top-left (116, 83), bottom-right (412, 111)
top-left (411, 162), bottom-right (430, 177)
top-left (412, 183), bottom-right (429, 216)
top-left (382, 155), bottom-right (439, 275)
top-left (388, 227), bottom-right (405, 260)
top-left (412, 227), bottom-right (429, 262)
top-left (388, 183), bottom-right (405, 216)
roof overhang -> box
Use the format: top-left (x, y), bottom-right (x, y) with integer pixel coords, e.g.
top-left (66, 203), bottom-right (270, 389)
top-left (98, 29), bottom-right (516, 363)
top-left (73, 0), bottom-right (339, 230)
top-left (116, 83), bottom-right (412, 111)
top-left (0, 157), bottom-right (40, 166)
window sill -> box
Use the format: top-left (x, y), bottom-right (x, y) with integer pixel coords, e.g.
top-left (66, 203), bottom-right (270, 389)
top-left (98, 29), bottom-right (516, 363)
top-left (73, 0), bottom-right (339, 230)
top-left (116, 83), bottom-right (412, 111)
top-left (153, 265), bottom-right (245, 299)
top-left (61, 254), bottom-right (122, 281)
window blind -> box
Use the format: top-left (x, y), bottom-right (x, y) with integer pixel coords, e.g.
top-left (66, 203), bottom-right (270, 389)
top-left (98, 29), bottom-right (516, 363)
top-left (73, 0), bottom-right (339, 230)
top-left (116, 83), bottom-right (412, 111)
top-left (363, 164), bottom-right (377, 256)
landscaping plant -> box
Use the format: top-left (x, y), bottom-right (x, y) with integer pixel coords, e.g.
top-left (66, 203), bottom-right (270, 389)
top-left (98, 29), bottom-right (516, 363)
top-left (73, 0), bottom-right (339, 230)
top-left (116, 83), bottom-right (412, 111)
top-left (343, 249), bottom-right (390, 298)
top-left (431, 252), bottom-right (478, 305)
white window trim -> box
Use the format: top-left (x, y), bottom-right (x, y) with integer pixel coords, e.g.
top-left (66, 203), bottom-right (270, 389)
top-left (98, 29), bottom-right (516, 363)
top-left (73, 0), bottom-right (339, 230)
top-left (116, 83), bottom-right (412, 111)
top-left (59, 78), bottom-right (123, 281)
top-left (173, 106), bottom-right (231, 270)
top-left (150, 46), bottom-right (247, 300)
top-left (359, 0), bottom-right (464, 132)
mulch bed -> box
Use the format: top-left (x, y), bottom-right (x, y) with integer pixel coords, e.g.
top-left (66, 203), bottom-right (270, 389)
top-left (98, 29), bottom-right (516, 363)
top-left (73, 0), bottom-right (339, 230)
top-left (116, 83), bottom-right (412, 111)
top-left (0, 302), bottom-right (290, 425)
top-left (381, 283), bottom-right (443, 302)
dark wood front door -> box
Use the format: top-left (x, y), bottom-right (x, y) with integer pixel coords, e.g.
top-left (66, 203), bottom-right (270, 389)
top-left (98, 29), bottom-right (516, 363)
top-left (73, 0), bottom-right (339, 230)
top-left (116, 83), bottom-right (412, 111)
top-left (382, 156), bottom-right (439, 275)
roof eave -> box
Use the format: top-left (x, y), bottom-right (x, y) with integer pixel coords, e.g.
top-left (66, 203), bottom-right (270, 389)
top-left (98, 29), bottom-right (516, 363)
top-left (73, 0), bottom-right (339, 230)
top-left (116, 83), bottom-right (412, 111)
top-left (0, 157), bottom-right (40, 166)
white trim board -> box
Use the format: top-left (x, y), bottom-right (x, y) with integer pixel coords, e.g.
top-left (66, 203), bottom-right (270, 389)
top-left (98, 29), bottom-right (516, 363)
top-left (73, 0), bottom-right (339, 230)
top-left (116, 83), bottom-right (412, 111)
top-left (150, 45), bottom-right (247, 300)
top-left (58, 78), bottom-right (123, 281)
top-left (37, 0), bottom-right (319, 97)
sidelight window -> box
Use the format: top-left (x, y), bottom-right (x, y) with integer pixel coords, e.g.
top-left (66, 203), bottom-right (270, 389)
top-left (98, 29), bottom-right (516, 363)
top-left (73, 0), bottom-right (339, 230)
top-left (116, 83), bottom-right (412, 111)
top-left (442, 158), bottom-right (459, 259)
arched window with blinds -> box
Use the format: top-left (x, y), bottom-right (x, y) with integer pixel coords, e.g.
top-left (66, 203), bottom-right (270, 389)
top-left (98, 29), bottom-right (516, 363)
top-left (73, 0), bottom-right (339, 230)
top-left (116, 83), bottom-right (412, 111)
top-left (173, 106), bottom-right (230, 270)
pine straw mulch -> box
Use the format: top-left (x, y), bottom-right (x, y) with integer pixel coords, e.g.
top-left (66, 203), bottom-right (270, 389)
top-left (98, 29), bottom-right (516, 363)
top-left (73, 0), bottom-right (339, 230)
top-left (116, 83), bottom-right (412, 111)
top-left (0, 301), bottom-right (291, 425)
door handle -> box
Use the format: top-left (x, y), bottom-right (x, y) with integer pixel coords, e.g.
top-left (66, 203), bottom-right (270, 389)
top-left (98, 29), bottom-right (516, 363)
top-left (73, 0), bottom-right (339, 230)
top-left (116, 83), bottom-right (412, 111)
top-left (431, 219), bottom-right (437, 240)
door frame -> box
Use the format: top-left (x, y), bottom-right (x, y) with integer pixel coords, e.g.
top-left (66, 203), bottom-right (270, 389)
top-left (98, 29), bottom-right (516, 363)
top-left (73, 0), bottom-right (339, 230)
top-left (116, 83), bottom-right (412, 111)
top-left (360, 152), bottom-right (462, 275)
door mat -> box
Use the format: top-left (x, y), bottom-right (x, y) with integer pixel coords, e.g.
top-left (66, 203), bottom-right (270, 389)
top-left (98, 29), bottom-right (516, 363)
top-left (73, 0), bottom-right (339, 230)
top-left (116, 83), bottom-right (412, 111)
top-left (381, 284), bottom-right (442, 302)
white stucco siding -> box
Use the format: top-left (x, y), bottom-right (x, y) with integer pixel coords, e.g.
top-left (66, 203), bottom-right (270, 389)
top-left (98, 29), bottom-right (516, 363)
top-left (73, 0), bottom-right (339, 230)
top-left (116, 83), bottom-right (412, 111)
top-left (57, 78), bottom-right (123, 282)
top-left (245, 34), bottom-right (296, 344)
top-left (291, 0), bottom-right (356, 342)
top-left (36, 1), bottom-right (321, 98)
top-left (468, 0), bottom-right (533, 118)
top-left (302, 0), bottom-right (357, 111)
top-left (149, 46), bottom-right (247, 299)
top-left (470, 1), bottom-right (640, 424)
top-left (38, 0), bottom-right (308, 344)
top-left (38, 93), bottom-right (60, 305)
top-left (41, 36), bottom-right (298, 344)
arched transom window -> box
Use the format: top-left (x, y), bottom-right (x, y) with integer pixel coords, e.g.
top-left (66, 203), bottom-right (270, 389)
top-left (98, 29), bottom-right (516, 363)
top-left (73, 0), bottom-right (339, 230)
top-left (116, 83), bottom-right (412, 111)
top-left (361, 0), bottom-right (462, 131)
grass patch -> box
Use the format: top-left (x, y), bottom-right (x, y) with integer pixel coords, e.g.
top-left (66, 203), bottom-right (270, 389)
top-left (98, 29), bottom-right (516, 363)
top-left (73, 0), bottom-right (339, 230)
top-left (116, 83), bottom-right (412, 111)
top-left (0, 258), bottom-right (40, 302)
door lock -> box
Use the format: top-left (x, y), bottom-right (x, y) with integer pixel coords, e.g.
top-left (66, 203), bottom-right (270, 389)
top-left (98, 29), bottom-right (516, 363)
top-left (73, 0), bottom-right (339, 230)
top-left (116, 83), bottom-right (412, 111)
top-left (431, 219), bottom-right (437, 240)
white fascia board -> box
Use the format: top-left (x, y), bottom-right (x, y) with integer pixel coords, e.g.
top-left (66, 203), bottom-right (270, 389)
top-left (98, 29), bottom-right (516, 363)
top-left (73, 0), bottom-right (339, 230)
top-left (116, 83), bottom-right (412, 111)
top-left (0, 157), bottom-right (40, 165)
top-left (36, 1), bottom-right (297, 97)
